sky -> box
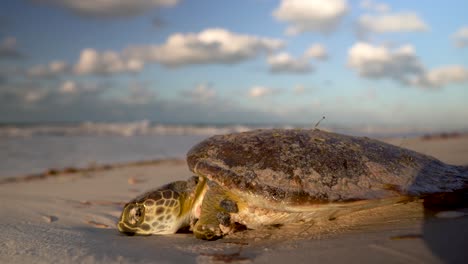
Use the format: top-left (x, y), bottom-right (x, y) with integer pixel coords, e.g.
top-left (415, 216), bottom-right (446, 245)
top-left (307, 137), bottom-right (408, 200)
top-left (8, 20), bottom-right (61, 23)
top-left (0, 0), bottom-right (467, 132)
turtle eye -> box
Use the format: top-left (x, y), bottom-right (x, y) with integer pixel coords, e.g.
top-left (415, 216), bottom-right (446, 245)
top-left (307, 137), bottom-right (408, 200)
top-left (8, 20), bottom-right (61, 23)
top-left (126, 204), bottom-right (145, 226)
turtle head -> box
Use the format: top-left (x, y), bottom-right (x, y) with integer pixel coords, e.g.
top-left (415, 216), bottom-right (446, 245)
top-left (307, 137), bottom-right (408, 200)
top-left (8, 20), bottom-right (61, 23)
top-left (118, 177), bottom-right (206, 235)
top-left (118, 189), bottom-right (182, 235)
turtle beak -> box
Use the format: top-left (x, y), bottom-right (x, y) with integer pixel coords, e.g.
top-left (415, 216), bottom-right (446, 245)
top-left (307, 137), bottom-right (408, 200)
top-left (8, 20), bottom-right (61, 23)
top-left (118, 222), bottom-right (136, 236)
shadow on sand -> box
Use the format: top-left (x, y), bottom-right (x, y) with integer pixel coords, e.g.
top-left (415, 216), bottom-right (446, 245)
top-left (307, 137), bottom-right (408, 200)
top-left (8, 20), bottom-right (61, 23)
top-left (422, 189), bottom-right (468, 264)
top-left (416, 161), bottom-right (468, 264)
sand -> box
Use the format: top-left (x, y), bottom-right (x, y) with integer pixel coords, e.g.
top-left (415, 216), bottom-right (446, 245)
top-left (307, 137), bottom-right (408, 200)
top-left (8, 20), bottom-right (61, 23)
top-left (1, 134), bottom-right (468, 263)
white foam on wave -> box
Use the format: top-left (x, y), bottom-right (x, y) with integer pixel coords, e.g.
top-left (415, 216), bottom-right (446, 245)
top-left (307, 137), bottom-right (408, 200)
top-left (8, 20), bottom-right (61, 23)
top-left (0, 120), bottom-right (270, 138)
top-left (1, 120), bottom-right (447, 138)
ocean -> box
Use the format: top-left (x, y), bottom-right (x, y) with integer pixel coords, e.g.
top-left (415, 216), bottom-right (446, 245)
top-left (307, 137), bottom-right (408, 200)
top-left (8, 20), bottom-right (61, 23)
top-left (0, 121), bottom-right (259, 179)
top-left (0, 120), bottom-right (446, 179)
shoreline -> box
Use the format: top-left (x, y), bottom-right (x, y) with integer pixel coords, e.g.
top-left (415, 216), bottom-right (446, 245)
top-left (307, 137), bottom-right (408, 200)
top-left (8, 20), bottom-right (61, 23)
top-left (0, 158), bottom-right (185, 184)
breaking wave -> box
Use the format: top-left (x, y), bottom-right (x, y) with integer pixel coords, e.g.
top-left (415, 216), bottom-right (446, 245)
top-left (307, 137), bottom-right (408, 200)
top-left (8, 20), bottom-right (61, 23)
top-left (1, 120), bottom-right (455, 138)
top-left (0, 120), bottom-right (295, 138)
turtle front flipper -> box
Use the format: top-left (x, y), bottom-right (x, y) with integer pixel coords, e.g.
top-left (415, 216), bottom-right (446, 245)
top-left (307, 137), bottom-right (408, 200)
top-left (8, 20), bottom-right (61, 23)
top-left (193, 182), bottom-right (239, 240)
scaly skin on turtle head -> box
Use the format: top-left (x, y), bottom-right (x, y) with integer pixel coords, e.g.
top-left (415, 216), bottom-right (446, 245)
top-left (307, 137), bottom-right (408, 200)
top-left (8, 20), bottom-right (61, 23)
top-left (118, 176), bottom-right (207, 235)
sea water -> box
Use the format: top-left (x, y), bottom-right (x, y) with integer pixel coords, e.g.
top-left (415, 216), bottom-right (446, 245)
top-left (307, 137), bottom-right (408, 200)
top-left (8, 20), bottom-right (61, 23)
top-left (0, 121), bottom-right (256, 178)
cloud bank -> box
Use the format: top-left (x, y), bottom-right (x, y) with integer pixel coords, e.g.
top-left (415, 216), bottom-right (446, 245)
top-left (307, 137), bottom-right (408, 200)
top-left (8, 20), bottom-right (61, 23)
top-left (124, 28), bottom-right (284, 67)
top-left (28, 61), bottom-right (70, 78)
top-left (31, 0), bottom-right (178, 18)
top-left (21, 29), bottom-right (285, 79)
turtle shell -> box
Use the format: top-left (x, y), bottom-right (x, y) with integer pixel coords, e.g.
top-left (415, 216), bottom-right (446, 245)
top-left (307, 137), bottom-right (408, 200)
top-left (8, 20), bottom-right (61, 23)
top-left (187, 129), bottom-right (466, 204)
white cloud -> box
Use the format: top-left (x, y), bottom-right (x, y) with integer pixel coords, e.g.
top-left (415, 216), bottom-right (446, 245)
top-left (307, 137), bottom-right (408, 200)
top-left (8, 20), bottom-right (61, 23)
top-left (28, 60), bottom-right (69, 78)
top-left (272, 0), bottom-right (348, 35)
top-left (304, 43), bottom-right (328, 60)
top-left (48, 61), bottom-right (68, 73)
top-left (0, 37), bottom-right (22, 59)
top-left (74, 48), bottom-right (144, 75)
top-left (124, 28), bottom-right (284, 67)
top-left (348, 42), bottom-right (468, 89)
top-left (360, 0), bottom-right (390, 13)
top-left (24, 90), bottom-right (46, 103)
top-left (347, 42), bottom-right (424, 83)
top-left (58, 80), bottom-right (104, 95)
top-left (411, 65), bottom-right (468, 88)
top-left (31, 0), bottom-right (178, 17)
top-left (10, 80), bottom-right (115, 107)
top-left (248, 86), bottom-right (276, 98)
top-left (0, 79), bottom-right (282, 124)
top-left (357, 12), bottom-right (429, 35)
top-left (181, 84), bottom-right (217, 102)
top-left (59, 80), bottom-right (77, 94)
top-left (452, 26), bottom-right (468, 48)
top-left (267, 52), bottom-right (313, 74)
top-left (0, 78), bottom-right (114, 115)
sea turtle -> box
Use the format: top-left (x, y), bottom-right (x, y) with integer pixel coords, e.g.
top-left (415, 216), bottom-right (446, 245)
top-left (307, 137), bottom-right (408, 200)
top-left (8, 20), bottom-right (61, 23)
top-left (118, 129), bottom-right (468, 240)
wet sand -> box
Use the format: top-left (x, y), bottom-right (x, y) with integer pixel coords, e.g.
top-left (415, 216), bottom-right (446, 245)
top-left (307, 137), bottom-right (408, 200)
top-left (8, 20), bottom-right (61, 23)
top-left (1, 134), bottom-right (467, 263)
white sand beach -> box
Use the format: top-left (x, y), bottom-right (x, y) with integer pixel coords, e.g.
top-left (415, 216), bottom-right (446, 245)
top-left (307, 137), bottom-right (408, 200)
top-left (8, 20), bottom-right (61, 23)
top-left (1, 134), bottom-right (467, 264)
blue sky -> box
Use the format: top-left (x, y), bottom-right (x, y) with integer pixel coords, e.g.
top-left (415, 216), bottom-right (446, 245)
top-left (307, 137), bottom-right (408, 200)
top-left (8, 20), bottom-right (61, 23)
top-left (0, 0), bottom-right (467, 132)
